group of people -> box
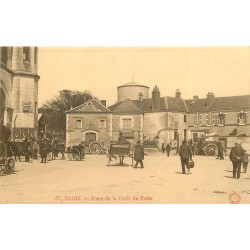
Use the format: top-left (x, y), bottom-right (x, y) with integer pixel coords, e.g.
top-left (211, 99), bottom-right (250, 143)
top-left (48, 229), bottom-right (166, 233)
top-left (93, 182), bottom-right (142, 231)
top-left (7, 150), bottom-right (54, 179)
top-left (161, 143), bottom-right (171, 157)
top-left (178, 139), bottom-right (249, 178)
top-left (11, 137), bottom-right (64, 164)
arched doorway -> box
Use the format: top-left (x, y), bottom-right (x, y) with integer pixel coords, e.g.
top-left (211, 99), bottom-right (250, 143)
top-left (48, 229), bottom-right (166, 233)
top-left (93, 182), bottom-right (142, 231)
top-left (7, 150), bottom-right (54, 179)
top-left (0, 88), bottom-right (6, 125)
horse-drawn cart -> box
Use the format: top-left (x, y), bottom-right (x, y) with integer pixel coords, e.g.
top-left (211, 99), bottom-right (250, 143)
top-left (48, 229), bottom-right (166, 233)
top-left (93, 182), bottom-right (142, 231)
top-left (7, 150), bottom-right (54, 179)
top-left (0, 125), bottom-right (15, 174)
top-left (68, 145), bottom-right (84, 161)
top-left (107, 142), bottom-right (133, 167)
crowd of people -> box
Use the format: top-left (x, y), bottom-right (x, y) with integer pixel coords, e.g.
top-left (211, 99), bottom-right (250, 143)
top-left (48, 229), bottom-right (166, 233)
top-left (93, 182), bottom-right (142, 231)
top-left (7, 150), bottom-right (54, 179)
top-left (7, 134), bottom-right (250, 179)
top-left (10, 138), bottom-right (65, 164)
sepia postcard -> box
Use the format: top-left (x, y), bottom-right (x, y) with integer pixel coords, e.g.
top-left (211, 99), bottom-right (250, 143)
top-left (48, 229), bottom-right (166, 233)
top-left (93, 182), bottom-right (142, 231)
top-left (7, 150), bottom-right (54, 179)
top-left (0, 47), bottom-right (250, 204)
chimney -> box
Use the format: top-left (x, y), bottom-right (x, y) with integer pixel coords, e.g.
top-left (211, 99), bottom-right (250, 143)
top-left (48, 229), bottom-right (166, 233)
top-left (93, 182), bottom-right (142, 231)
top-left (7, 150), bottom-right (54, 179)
top-left (175, 89), bottom-right (181, 98)
top-left (152, 85), bottom-right (160, 111)
top-left (206, 92), bottom-right (215, 107)
top-left (193, 95), bottom-right (199, 101)
top-left (100, 100), bottom-right (106, 107)
top-left (138, 92), bottom-right (143, 101)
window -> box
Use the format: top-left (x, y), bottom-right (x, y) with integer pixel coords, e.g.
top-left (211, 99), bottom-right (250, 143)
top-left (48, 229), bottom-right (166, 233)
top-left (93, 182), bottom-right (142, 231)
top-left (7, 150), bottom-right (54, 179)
top-left (122, 118), bottom-right (132, 130)
top-left (218, 113), bottom-right (225, 125)
top-left (1, 47), bottom-right (8, 65)
top-left (198, 114), bottom-right (202, 125)
top-left (206, 114), bottom-right (209, 125)
top-left (99, 119), bottom-right (106, 129)
top-left (75, 119), bottom-right (82, 129)
top-left (238, 111), bottom-right (247, 125)
top-left (193, 114), bottom-right (197, 125)
top-left (122, 118), bottom-right (133, 138)
top-left (23, 47), bottom-right (30, 62)
top-left (184, 114), bottom-right (187, 123)
top-left (206, 113), bottom-right (221, 126)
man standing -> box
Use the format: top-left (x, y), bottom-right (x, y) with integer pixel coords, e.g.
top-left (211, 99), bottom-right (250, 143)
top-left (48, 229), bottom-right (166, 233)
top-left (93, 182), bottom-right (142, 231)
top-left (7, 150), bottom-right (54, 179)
top-left (118, 132), bottom-right (127, 165)
top-left (31, 139), bottom-right (38, 160)
top-left (166, 143), bottom-right (171, 157)
top-left (23, 138), bottom-right (31, 162)
top-left (179, 140), bottom-right (192, 174)
top-left (78, 141), bottom-right (85, 160)
top-left (229, 142), bottom-right (245, 179)
top-left (134, 140), bottom-right (144, 168)
top-left (162, 143), bottom-right (165, 153)
top-left (216, 142), bottom-right (224, 160)
top-left (242, 150), bottom-right (249, 173)
top-left (40, 138), bottom-right (49, 163)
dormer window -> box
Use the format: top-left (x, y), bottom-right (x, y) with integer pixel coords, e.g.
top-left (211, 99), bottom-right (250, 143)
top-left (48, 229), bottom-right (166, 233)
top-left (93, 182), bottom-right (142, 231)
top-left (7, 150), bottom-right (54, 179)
top-left (138, 92), bottom-right (143, 101)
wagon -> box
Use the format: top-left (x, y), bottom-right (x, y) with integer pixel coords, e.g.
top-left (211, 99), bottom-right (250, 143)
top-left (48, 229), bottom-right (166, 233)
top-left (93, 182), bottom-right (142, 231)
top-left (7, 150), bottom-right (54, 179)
top-left (0, 141), bottom-right (15, 174)
top-left (68, 145), bottom-right (83, 161)
top-left (193, 137), bottom-right (218, 156)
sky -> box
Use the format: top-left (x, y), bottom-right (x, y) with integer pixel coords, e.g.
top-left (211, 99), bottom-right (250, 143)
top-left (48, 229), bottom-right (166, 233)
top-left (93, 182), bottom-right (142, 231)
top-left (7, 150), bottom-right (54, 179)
top-left (38, 47), bottom-right (250, 107)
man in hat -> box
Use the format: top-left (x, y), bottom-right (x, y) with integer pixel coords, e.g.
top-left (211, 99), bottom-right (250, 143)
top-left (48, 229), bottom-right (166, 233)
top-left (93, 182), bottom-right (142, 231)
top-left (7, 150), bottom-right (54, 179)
top-left (23, 138), bottom-right (31, 162)
top-left (134, 140), bottom-right (144, 168)
top-left (78, 141), bottom-right (85, 160)
top-left (40, 138), bottom-right (49, 163)
top-left (118, 132), bottom-right (127, 165)
top-left (229, 142), bottom-right (245, 179)
top-left (179, 140), bottom-right (192, 174)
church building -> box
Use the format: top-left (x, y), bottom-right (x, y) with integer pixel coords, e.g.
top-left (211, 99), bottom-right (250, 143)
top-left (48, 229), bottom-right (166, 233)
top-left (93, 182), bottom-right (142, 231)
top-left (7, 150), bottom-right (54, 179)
top-left (0, 47), bottom-right (40, 140)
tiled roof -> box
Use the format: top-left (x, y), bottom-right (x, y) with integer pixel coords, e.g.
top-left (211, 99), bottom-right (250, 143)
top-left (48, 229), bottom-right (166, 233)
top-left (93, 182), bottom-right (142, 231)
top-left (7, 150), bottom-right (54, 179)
top-left (66, 99), bottom-right (112, 113)
top-left (186, 95), bottom-right (250, 113)
top-left (109, 96), bottom-right (188, 113)
top-left (109, 99), bottom-right (143, 114)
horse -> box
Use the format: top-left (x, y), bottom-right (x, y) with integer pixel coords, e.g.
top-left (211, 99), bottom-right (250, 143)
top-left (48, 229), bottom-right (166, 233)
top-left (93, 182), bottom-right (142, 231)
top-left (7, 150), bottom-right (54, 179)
top-left (51, 141), bottom-right (65, 160)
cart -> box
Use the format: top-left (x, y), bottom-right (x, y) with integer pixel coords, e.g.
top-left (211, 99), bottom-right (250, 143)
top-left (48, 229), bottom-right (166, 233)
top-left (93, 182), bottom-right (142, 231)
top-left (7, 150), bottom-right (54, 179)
top-left (68, 145), bottom-right (84, 161)
top-left (0, 141), bottom-right (15, 174)
top-left (107, 142), bottom-right (133, 167)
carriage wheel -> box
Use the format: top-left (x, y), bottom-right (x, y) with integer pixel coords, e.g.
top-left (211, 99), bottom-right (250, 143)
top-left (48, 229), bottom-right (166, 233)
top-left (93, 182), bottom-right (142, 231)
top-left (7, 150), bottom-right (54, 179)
top-left (68, 153), bottom-right (73, 160)
top-left (89, 142), bottom-right (102, 154)
top-left (5, 157), bottom-right (15, 173)
top-left (204, 144), bottom-right (218, 156)
top-left (68, 153), bottom-right (79, 161)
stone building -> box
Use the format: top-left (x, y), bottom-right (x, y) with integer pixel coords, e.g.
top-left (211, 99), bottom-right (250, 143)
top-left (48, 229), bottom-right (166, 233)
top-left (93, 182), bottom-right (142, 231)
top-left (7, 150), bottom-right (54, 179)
top-left (66, 82), bottom-right (189, 148)
top-left (66, 80), bottom-right (250, 150)
top-left (186, 93), bottom-right (250, 147)
top-left (0, 47), bottom-right (40, 140)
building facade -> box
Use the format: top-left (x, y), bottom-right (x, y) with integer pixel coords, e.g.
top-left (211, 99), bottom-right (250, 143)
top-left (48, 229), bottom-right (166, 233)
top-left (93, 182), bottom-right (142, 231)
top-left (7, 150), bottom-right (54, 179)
top-left (0, 47), bottom-right (40, 140)
top-left (66, 81), bottom-right (250, 150)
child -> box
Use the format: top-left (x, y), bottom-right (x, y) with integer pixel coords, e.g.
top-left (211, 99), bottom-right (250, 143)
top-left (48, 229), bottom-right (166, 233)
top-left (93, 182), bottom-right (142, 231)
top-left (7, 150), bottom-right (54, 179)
top-left (243, 150), bottom-right (249, 173)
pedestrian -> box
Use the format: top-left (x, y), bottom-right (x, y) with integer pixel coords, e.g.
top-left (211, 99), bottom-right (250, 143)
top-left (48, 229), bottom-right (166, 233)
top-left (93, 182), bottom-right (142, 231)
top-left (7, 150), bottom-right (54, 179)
top-left (243, 150), bottom-right (249, 173)
top-left (134, 140), bottom-right (144, 168)
top-left (179, 140), bottom-right (192, 174)
top-left (162, 143), bottom-right (165, 153)
top-left (166, 143), bottom-right (171, 157)
top-left (229, 142), bottom-right (245, 179)
top-left (31, 138), bottom-right (38, 160)
top-left (216, 142), bottom-right (224, 160)
top-left (23, 138), bottom-right (31, 162)
top-left (40, 138), bottom-right (49, 163)
top-left (78, 141), bottom-right (85, 160)
top-left (118, 132), bottom-right (127, 165)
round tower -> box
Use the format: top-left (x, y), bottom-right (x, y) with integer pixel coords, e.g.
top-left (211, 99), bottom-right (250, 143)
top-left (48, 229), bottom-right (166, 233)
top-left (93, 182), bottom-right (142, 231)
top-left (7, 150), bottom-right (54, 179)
top-left (117, 81), bottom-right (149, 102)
